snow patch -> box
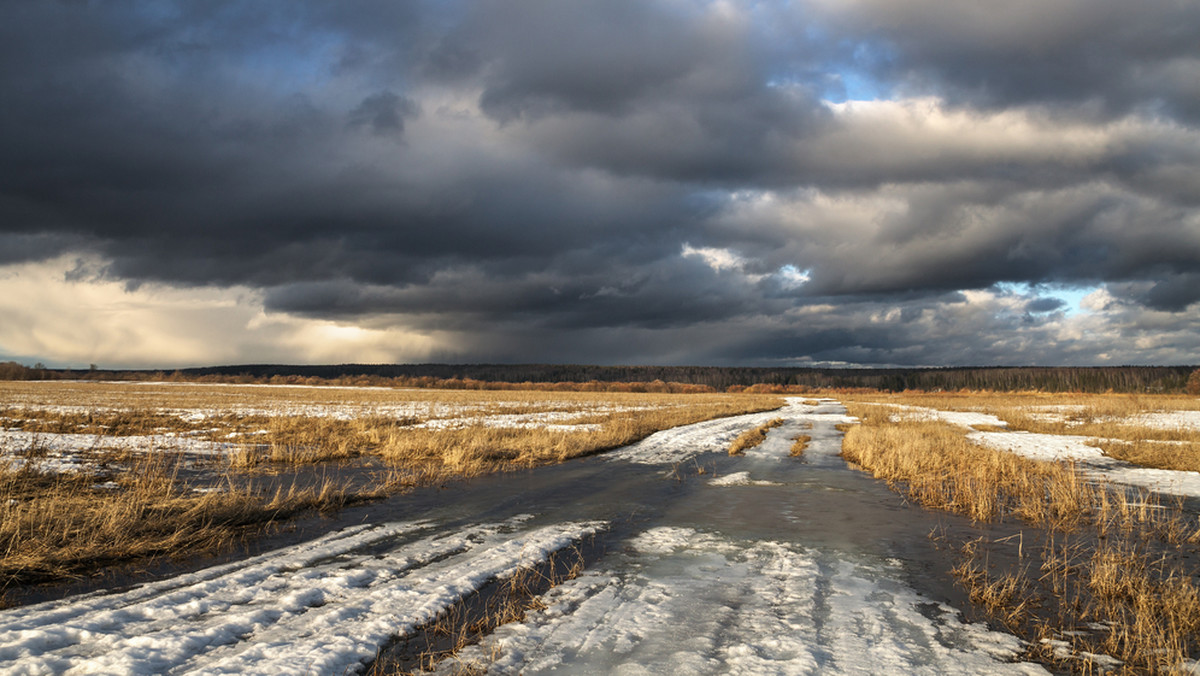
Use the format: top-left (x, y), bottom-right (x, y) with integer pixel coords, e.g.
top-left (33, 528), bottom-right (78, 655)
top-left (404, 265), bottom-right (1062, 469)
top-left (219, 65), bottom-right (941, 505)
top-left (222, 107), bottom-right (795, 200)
top-left (887, 405), bottom-right (1009, 429)
top-left (0, 518), bottom-right (605, 675)
top-left (968, 430), bottom-right (1200, 499)
top-left (708, 471), bottom-right (780, 487)
top-left (440, 527), bottom-right (1047, 675)
top-left (608, 398), bottom-right (853, 466)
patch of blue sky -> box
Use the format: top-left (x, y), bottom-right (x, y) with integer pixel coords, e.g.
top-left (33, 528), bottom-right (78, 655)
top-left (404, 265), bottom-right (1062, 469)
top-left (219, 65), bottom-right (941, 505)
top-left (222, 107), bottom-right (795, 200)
top-left (994, 282), bottom-right (1101, 316)
top-left (823, 69), bottom-right (887, 102)
top-left (767, 68), bottom-right (888, 103)
top-left (776, 264), bottom-right (812, 287)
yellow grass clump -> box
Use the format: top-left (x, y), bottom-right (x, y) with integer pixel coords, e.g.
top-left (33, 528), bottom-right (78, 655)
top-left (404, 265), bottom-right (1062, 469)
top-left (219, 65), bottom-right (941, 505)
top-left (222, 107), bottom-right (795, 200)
top-left (0, 457), bottom-right (370, 587)
top-left (789, 435), bottom-right (812, 457)
top-left (728, 418), bottom-right (785, 455)
top-left (1087, 438), bottom-right (1200, 474)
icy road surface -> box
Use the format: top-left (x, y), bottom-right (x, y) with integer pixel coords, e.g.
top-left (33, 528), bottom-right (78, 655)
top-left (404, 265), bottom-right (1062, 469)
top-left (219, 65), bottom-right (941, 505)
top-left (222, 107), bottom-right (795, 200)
top-left (0, 399), bottom-right (1047, 675)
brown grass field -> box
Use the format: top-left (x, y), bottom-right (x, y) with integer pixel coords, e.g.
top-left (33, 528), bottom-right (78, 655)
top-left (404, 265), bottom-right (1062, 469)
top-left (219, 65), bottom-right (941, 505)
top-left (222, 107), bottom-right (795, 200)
top-left (843, 390), bottom-right (1200, 472)
top-left (0, 381), bottom-right (782, 588)
top-left (842, 397), bottom-right (1200, 673)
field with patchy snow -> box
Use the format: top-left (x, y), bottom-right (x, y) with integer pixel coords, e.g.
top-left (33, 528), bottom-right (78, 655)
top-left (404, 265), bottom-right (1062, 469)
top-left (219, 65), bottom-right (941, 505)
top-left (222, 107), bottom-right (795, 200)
top-left (4, 386), bottom-right (1200, 673)
top-left (874, 396), bottom-right (1200, 500)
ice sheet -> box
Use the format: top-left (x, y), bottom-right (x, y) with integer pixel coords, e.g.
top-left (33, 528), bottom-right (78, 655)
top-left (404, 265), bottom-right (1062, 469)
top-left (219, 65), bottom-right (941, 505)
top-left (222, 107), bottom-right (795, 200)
top-left (608, 398), bottom-right (852, 466)
top-left (440, 527), bottom-right (1048, 675)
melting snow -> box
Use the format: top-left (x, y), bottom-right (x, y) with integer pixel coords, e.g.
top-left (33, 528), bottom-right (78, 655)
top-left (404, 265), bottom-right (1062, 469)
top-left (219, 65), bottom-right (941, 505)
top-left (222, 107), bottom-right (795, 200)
top-left (0, 429), bottom-right (237, 473)
top-left (886, 405), bottom-right (1009, 429)
top-left (0, 518), bottom-right (604, 675)
top-left (708, 471), bottom-right (781, 487)
top-left (968, 430), bottom-right (1200, 499)
top-left (608, 398), bottom-right (853, 466)
top-left (440, 527), bottom-right (1047, 675)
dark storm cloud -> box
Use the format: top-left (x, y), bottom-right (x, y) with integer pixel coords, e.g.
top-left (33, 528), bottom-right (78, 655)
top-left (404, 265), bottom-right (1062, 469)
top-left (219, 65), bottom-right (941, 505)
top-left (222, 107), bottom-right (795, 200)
top-left (1, 0), bottom-right (1198, 366)
top-left (348, 92), bottom-right (419, 135)
top-left (1027, 297), bottom-right (1066, 314)
top-left (0, 233), bottom-right (82, 265)
top-left (812, 0), bottom-right (1200, 121)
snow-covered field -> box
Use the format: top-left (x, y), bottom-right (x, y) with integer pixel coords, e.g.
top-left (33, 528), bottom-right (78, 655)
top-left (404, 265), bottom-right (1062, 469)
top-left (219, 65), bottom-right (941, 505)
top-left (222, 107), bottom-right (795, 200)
top-left (1018, 406), bottom-right (1200, 432)
top-left (0, 397), bottom-right (1055, 675)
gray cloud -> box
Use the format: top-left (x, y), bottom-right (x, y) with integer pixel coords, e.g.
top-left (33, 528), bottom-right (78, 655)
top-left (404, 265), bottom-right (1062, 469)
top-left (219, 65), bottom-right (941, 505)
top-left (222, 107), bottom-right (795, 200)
top-left (0, 0), bottom-right (1197, 367)
top-left (348, 91), bottom-right (419, 135)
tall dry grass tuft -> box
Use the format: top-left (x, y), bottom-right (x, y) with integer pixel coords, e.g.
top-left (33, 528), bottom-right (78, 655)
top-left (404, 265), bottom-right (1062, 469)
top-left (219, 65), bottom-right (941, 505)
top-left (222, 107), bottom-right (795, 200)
top-left (0, 457), bottom-right (365, 587)
top-left (1087, 438), bottom-right (1200, 473)
top-left (789, 435), bottom-right (812, 457)
top-left (728, 418), bottom-right (785, 456)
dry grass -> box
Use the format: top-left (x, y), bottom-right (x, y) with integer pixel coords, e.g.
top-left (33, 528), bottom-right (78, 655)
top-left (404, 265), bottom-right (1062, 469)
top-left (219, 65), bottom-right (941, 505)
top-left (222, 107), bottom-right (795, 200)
top-left (789, 435), bottom-right (812, 457)
top-left (1082, 540), bottom-right (1200, 668)
top-left (0, 458), bottom-right (371, 587)
top-left (1087, 438), bottom-right (1200, 473)
top-left (842, 391), bottom-right (1200, 472)
top-left (2, 382), bottom-right (783, 474)
top-left (953, 532), bottom-right (1200, 673)
top-left (728, 418), bottom-right (785, 455)
top-left (843, 401), bottom-right (1200, 672)
top-left (222, 396), bottom-right (782, 476)
top-left (0, 382), bottom-right (782, 584)
top-left (842, 404), bottom-right (1094, 527)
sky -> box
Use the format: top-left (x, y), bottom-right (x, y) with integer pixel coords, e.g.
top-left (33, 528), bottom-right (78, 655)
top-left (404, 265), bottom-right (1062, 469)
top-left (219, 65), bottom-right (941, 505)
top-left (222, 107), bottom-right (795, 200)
top-left (1, 0), bottom-right (1199, 369)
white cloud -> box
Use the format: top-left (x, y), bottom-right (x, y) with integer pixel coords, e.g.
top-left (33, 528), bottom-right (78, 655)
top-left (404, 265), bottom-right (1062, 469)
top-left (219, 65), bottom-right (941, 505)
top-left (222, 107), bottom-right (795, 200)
top-left (0, 256), bottom-right (450, 368)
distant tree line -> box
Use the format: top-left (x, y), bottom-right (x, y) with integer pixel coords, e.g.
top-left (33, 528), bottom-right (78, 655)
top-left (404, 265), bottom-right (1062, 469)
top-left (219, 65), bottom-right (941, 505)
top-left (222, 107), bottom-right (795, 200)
top-left (4, 361), bottom-right (1199, 393)
top-left (0, 361), bottom-right (50, 380)
top-left (179, 363), bottom-right (1199, 393)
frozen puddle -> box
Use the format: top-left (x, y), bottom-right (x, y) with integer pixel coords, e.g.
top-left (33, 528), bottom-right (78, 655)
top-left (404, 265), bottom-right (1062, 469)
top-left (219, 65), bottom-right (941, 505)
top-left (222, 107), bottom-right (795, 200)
top-left (0, 518), bottom-right (604, 675)
top-left (441, 527), bottom-right (1046, 675)
top-left (607, 397), bottom-right (854, 466)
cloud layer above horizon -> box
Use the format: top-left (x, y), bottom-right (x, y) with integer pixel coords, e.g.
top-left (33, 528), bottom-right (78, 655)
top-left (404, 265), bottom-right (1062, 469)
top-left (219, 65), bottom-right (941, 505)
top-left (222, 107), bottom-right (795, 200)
top-left (2, 0), bottom-right (1199, 368)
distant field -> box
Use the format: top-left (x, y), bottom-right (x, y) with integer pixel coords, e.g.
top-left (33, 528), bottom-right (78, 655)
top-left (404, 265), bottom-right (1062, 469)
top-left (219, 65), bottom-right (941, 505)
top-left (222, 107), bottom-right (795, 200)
top-left (843, 391), bottom-right (1200, 472)
top-left (0, 381), bottom-right (782, 586)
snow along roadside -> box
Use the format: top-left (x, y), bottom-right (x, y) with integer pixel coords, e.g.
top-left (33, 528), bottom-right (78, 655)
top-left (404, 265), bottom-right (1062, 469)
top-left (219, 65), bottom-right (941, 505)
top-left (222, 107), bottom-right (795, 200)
top-left (606, 397), bottom-right (854, 466)
top-left (0, 518), bottom-right (605, 676)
